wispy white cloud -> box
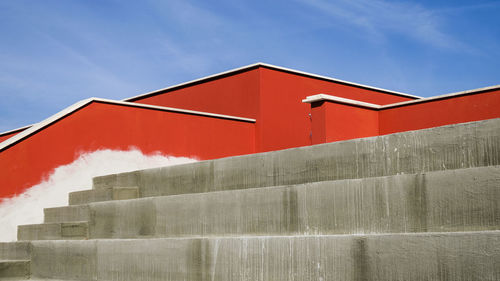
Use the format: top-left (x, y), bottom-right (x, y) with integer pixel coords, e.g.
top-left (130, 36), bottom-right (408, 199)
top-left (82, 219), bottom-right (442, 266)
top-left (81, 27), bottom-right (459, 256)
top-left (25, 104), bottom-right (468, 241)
top-left (296, 0), bottom-right (470, 51)
top-left (40, 33), bottom-right (136, 93)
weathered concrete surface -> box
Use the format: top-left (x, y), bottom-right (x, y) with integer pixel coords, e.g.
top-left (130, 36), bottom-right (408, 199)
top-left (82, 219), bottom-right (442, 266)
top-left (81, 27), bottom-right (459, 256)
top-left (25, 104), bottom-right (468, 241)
top-left (84, 166), bottom-right (500, 239)
top-left (44, 205), bottom-right (90, 223)
top-left (69, 189), bottom-right (113, 206)
top-left (30, 240), bottom-right (96, 281)
top-left (69, 187), bottom-right (139, 205)
top-left (0, 242), bottom-right (31, 260)
top-left (0, 260), bottom-right (30, 278)
top-left (93, 118), bottom-right (500, 198)
top-left (9, 119), bottom-right (500, 280)
top-left (18, 222), bottom-right (88, 241)
top-left (27, 231), bottom-right (500, 281)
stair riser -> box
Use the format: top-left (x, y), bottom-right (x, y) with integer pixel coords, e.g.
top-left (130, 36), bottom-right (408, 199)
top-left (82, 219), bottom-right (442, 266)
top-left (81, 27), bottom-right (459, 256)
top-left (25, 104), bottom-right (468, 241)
top-left (69, 187), bottom-right (139, 205)
top-left (0, 260), bottom-right (30, 278)
top-left (0, 242), bottom-right (31, 260)
top-left (31, 240), bottom-right (96, 281)
top-left (29, 232), bottom-right (500, 281)
top-left (93, 119), bottom-right (500, 199)
top-left (69, 189), bottom-right (113, 205)
top-left (18, 223), bottom-right (88, 241)
top-left (44, 205), bottom-right (90, 223)
top-left (88, 166), bottom-right (500, 238)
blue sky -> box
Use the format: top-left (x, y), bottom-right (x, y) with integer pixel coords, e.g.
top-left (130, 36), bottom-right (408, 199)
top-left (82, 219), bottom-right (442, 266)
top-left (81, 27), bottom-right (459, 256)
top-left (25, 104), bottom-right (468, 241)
top-left (1, 0), bottom-right (499, 132)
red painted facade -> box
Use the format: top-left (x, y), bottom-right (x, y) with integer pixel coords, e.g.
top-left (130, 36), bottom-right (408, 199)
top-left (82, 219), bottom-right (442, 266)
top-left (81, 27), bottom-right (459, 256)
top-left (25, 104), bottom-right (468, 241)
top-left (311, 101), bottom-right (379, 144)
top-left (0, 101), bottom-right (254, 198)
top-left (379, 89), bottom-right (500, 135)
top-left (130, 66), bottom-right (414, 152)
top-left (1, 63), bottom-right (498, 200)
top-left (308, 88), bottom-right (500, 143)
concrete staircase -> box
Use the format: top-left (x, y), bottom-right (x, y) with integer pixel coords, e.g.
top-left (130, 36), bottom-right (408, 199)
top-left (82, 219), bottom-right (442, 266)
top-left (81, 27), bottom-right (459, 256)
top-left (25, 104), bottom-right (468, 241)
top-left (2, 118), bottom-right (500, 280)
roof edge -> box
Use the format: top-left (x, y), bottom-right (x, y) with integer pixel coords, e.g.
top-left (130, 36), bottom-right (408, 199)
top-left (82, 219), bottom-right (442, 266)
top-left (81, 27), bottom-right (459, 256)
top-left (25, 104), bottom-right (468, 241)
top-left (381, 84), bottom-right (500, 109)
top-left (302, 84), bottom-right (500, 110)
top-left (0, 124), bottom-right (34, 137)
top-left (124, 63), bottom-right (262, 102)
top-left (302, 94), bottom-right (381, 109)
top-left (124, 62), bottom-right (421, 102)
top-left (0, 98), bottom-right (256, 152)
top-left (258, 63), bottom-right (421, 99)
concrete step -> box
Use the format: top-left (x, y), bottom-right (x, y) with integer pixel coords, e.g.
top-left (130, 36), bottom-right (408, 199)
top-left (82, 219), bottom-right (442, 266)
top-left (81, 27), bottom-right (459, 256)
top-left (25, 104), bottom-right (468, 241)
top-left (92, 118), bottom-right (500, 199)
top-left (0, 242), bottom-right (31, 260)
top-left (68, 186), bottom-right (139, 205)
top-left (0, 260), bottom-right (30, 279)
top-left (17, 222), bottom-right (88, 241)
top-left (28, 231), bottom-right (500, 281)
top-left (44, 205), bottom-right (89, 223)
top-left (36, 165), bottom-right (500, 239)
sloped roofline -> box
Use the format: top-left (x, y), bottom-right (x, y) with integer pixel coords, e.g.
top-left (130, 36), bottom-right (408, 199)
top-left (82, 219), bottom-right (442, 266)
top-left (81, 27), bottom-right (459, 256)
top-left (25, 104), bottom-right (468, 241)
top-left (0, 98), bottom-right (256, 152)
top-left (124, 62), bottom-right (422, 102)
top-left (0, 124), bottom-right (33, 137)
top-left (302, 84), bottom-right (500, 110)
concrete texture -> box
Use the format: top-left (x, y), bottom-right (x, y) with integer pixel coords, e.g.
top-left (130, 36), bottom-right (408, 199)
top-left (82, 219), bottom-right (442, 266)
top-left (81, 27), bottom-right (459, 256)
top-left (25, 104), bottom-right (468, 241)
top-left (30, 240), bottom-right (96, 281)
top-left (82, 166), bottom-right (500, 238)
top-left (0, 260), bottom-right (30, 278)
top-left (7, 119), bottom-right (500, 280)
top-left (69, 187), bottom-right (139, 205)
top-left (69, 189), bottom-right (114, 206)
top-left (93, 118), bottom-right (500, 198)
top-left (0, 242), bottom-right (31, 260)
top-left (44, 205), bottom-right (90, 223)
top-left (26, 231), bottom-right (499, 281)
top-left (18, 222), bottom-right (88, 241)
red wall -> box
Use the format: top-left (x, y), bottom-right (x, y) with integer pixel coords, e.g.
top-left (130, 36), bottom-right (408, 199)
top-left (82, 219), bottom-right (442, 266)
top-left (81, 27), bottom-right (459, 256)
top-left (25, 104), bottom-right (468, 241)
top-left (129, 68), bottom-right (261, 119)
top-left (379, 89), bottom-right (500, 135)
top-left (258, 67), bottom-right (412, 152)
top-left (321, 102), bottom-right (379, 143)
top-left (308, 89), bottom-right (500, 144)
top-left (0, 101), bottom-right (255, 198)
top-left (131, 66), bottom-right (415, 153)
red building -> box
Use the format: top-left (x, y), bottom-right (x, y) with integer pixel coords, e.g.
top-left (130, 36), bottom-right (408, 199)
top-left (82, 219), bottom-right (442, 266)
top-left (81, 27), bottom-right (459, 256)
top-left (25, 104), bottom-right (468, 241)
top-left (1, 63), bottom-right (499, 199)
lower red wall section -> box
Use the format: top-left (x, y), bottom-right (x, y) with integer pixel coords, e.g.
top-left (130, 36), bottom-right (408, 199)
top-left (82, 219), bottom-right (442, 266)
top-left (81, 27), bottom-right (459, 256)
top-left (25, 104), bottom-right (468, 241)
top-left (379, 90), bottom-right (500, 135)
top-left (323, 102), bottom-right (379, 143)
top-left (0, 101), bottom-right (255, 198)
top-left (310, 89), bottom-right (500, 145)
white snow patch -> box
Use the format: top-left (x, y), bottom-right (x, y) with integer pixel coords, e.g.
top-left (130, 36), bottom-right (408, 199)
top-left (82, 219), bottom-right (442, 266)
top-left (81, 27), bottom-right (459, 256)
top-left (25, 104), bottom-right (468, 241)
top-left (0, 149), bottom-right (196, 241)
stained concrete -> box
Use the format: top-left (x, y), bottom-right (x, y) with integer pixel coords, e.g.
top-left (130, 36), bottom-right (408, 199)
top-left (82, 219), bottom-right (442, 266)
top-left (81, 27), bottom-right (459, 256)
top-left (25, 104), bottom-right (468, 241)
top-left (79, 166), bottom-right (500, 239)
top-left (0, 260), bottom-right (30, 278)
top-left (93, 118), bottom-right (500, 198)
top-left (69, 187), bottom-right (139, 205)
top-left (26, 231), bottom-right (500, 281)
top-left (30, 240), bottom-right (96, 281)
top-left (44, 205), bottom-right (90, 223)
top-left (7, 119), bottom-right (500, 280)
top-left (69, 189), bottom-right (114, 206)
top-left (18, 222), bottom-right (88, 241)
top-left (0, 242), bottom-right (31, 260)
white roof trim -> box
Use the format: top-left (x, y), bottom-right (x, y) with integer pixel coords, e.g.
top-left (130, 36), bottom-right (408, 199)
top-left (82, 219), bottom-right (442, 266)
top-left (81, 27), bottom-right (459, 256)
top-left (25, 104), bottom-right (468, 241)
top-left (302, 94), bottom-right (381, 109)
top-left (258, 63), bottom-right (420, 99)
top-left (302, 84), bottom-right (500, 110)
top-left (380, 84), bottom-right (500, 109)
top-left (0, 124), bottom-right (34, 137)
top-left (0, 98), bottom-right (256, 151)
top-left (124, 62), bottom-right (421, 102)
